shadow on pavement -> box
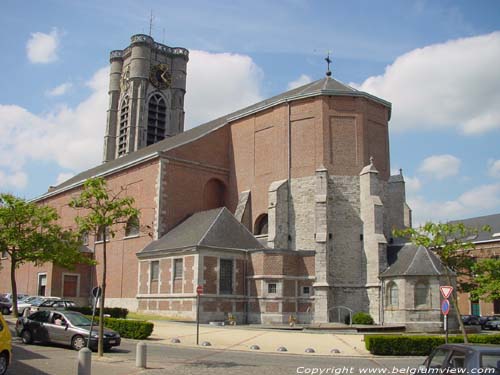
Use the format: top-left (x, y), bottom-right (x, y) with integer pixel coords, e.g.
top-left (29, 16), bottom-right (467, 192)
top-left (10, 345), bottom-right (52, 375)
top-left (186, 360), bottom-right (256, 369)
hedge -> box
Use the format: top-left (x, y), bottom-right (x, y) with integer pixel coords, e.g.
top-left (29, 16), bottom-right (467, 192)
top-left (365, 334), bottom-right (500, 356)
top-left (352, 312), bottom-right (374, 325)
top-left (68, 306), bottom-right (128, 319)
top-left (89, 316), bottom-right (154, 340)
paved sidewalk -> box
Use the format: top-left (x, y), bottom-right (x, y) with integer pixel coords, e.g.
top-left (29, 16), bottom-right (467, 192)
top-left (147, 321), bottom-right (369, 356)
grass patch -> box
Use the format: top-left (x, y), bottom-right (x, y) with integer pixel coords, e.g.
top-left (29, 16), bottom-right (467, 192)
top-left (127, 312), bottom-right (192, 322)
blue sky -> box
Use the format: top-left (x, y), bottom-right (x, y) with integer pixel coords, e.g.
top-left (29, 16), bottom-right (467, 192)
top-left (1, 0), bottom-right (499, 225)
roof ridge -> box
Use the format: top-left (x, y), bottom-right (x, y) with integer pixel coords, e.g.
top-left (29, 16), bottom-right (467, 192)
top-left (422, 245), bottom-right (441, 274)
top-left (197, 207), bottom-right (225, 246)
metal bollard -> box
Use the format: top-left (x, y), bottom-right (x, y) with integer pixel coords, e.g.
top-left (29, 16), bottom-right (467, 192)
top-left (77, 347), bottom-right (92, 375)
top-left (136, 341), bottom-right (147, 368)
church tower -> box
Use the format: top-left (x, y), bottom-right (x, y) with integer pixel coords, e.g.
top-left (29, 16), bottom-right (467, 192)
top-left (103, 34), bottom-right (189, 162)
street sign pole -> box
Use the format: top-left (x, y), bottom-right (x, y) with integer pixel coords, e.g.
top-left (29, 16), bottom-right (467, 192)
top-left (440, 286), bottom-right (453, 344)
top-left (444, 314), bottom-right (448, 344)
top-left (196, 285), bottom-right (203, 346)
top-left (88, 286), bottom-right (102, 349)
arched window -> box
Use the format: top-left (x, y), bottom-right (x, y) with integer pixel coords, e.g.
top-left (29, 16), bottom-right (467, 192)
top-left (415, 281), bottom-right (429, 307)
top-left (117, 96), bottom-right (129, 157)
top-left (386, 281), bottom-right (398, 307)
top-left (147, 94), bottom-right (167, 146)
top-left (125, 216), bottom-right (140, 237)
top-left (254, 214), bottom-right (268, 235)
top-left (203, 179), bottom-right (226, 210)
top-left (96, 226), bottom-right (110, 242)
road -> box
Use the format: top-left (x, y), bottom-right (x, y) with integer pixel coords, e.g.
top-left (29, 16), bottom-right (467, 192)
top-left (7, 336), bottom-right (425, 375)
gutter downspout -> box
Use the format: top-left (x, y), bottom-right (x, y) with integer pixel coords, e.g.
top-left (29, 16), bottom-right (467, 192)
top-left (286, 100), bottom-right (292, 249)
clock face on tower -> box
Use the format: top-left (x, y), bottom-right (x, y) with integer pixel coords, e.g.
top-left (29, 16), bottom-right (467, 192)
top-left (150, 63), bottom-right (172, 89)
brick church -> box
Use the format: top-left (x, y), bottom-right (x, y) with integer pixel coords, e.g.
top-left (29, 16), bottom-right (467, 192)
top-left (0, 34), bottom-right (454, 331)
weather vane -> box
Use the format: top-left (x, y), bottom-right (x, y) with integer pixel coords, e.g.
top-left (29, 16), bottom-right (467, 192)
top-left (325, 51), bottom-right (332, 77)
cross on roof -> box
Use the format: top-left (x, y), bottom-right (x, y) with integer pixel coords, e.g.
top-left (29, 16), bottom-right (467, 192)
top-left (325, 51), bottom-right (332, 77)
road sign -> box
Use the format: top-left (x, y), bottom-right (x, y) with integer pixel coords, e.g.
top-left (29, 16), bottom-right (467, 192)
top-left (441, 299), bottom-right (450, 315)
top-left (92, 286), bottom-right (102, 299)
top-left (196, 285), bottom-right (203, 295)
top-left (440, 286), bottom-right (453, 299)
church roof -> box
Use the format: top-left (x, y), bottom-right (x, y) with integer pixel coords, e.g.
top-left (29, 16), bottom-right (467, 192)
top-left (38, 76), bottom-right (391, 200)
top-left (448, 213), bottom-right (500, 243)
top-left (381, 243), bottom-right (448, 277)
top-left (137, 207), bottom-right (265, 256)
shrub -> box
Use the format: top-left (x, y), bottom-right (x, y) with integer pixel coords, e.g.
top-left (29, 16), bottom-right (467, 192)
top-left (365, 334), bottom-right (500, 356)
top-left (352, 312), bottom-right (374, 325)
top-left (88, 316), bottom-right (154, 339)
top-left (68, 306), bottom-right (128, 319)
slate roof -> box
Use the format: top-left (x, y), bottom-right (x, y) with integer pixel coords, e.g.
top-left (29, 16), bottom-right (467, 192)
top-left (137, 207), bottom-right (265, 256)
top-left (37, 76), bottom-right (391, 201)
top-left (448, 213), bottom-right (500, 243)
top-left (381, 243), bottom-right (448, 277)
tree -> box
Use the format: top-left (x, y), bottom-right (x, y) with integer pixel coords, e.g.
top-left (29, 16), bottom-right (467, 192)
top-left (394, 222), bottom-right (490, 343)
top-left (69, 177), bottom-right (139, 356)
top-left (470, 258), bottom-right (500, 303)
top-left (0, 193), bottom-right (90, 317)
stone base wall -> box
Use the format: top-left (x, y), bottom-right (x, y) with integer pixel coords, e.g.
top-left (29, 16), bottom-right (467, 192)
top-left (330, 287), bottom-right (370, 321)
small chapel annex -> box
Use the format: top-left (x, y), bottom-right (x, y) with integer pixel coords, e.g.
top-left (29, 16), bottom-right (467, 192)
top-left (0, 34), bottom-right (454, 331)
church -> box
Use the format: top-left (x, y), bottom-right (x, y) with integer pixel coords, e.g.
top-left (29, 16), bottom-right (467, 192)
top-left (0, 34), bottom-right (454, 331)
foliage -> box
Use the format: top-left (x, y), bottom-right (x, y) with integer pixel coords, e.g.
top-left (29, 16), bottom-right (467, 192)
top-left (69, 177), bottom-right (139, 356)
top-left (88, 316), bottom-right (154, 339)
top-left (68, 306), bottom-right (129, 319)
top-left (365, 334), bottom-right (500, 356)
top-left (470, 258), bottom-right (500, 302)
top-left (393, 222), bottom-right (491, 343)
top-left (352, 312), bottom-right (374, 325)
top-left (0, 193), bottom-right (92, 316)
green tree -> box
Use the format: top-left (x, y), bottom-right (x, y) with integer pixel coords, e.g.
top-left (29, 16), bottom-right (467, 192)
top-left (70, 177), bottom-right (139, 356)
top-left (394, 222), bottom-right (490, 343)
top-left (470, 258), bottom-right (500, 303)
top-left (0, 193), bottom-right (90, 317)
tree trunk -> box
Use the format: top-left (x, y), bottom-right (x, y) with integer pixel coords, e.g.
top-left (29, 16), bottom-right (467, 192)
top-left (446, 272), bottom-right (468, 343)
top-left (10, 256), bottom-right (18, 318)
top-left (98, 229), bottom-right (107, 357)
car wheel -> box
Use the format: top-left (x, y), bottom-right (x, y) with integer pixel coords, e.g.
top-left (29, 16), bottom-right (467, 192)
top-left (1, 307), bottom-right (9, 315)
top-left (21, 329), bottom-right (33, 344)
top-left (71, 335), bottom-right (86, 351)
top-left (0, 352), bottom-right (8, 375)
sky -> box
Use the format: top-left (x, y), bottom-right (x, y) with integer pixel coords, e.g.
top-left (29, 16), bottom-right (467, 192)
top-left (0, 0), bottom-right (499, 226)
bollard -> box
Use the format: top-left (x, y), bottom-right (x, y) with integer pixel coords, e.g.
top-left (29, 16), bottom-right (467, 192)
top-left (136, 341), bottom-right (147, 368)
top-left (77, 347), bottom-right (92, 375)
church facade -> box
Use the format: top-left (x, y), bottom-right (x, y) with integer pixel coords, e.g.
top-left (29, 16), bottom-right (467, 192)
top-left (0, 35), bottom-right (452, 330)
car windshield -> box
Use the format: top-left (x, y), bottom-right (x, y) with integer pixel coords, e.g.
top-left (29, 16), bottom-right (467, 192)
top-left (64, 312), bottom-right (92, 326)
top-left (0, 297), bottom-right (10, 303)
top-left (30, 298), bottom-right (46, 306)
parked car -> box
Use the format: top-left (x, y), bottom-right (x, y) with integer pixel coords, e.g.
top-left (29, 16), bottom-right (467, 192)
top-left (420, 344), bottom-right (500, 373)
top-left (30, 299), bottom-right (75, 313)
top-left (480, 315), bottom-right (500, 329)
top-left (484, 319), bottom-right (500, 330)
top-left (4, 293), bottom-right (29, 302)
top-left (16, 310), bottom-right (120, 351)
top-left (462, 315), bottom-right (481, 325)
top-left (28, 297), bottom-right (63, 313)
top-left (0, 312), bottom-right (12, 375)
top-left (0, 299), bottom-right (11, 316)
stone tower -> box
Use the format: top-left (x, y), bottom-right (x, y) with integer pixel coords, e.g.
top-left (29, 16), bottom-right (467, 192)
top-left (103, 34), bottom-right (189, 162)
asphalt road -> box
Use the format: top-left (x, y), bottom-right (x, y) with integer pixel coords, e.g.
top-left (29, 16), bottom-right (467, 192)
top-left (7, 334), bottom-right (425, 375)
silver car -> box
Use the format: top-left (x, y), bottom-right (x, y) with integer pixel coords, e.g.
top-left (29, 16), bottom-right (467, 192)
top-left (421, 344), bottom-right (500, 373)
top-left (16, 310), bottom-right (121, 351)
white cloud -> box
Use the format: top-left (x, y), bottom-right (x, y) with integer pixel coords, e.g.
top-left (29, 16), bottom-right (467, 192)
top-left (26, 28), bottom-right (60, 64)
top-left (46, 82), bottom-right (72, 97)
top-left (418, 154), bottom-right (461, 180)
top-left (355, 32), bottom-right (500, 135)
top-left (409, 183), bottom-right (500, 226)
top-left (184, 50), bottom-right (263, 128)
top-left (405, 176), bottom-right (422, 194)
top-left (56, 173), bottom-right (75, 185)
top-left (488, 159), bottom-right (500, 178)
top-left (0, 170), bottom-right (28, 190)
top-left (287, 74), bottom-right (312, 90)
top-left (0, 67), bottom-right (108, 189)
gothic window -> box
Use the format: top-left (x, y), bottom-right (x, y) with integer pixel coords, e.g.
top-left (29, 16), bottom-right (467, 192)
top-left (147, 94), bottom-right (167, 146)
top-left (117, 96), bottom-right (129, 157)
top-left (219, 259), bottom-right (233, 295)
top-left (387, 282), bottom-right (399, 307)
top-left (414, 281), bottom-right (429, 307)
top-left (125, 216), bottom-right (140, 237)
top-left (254, 214), bottom-right (268, 235)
